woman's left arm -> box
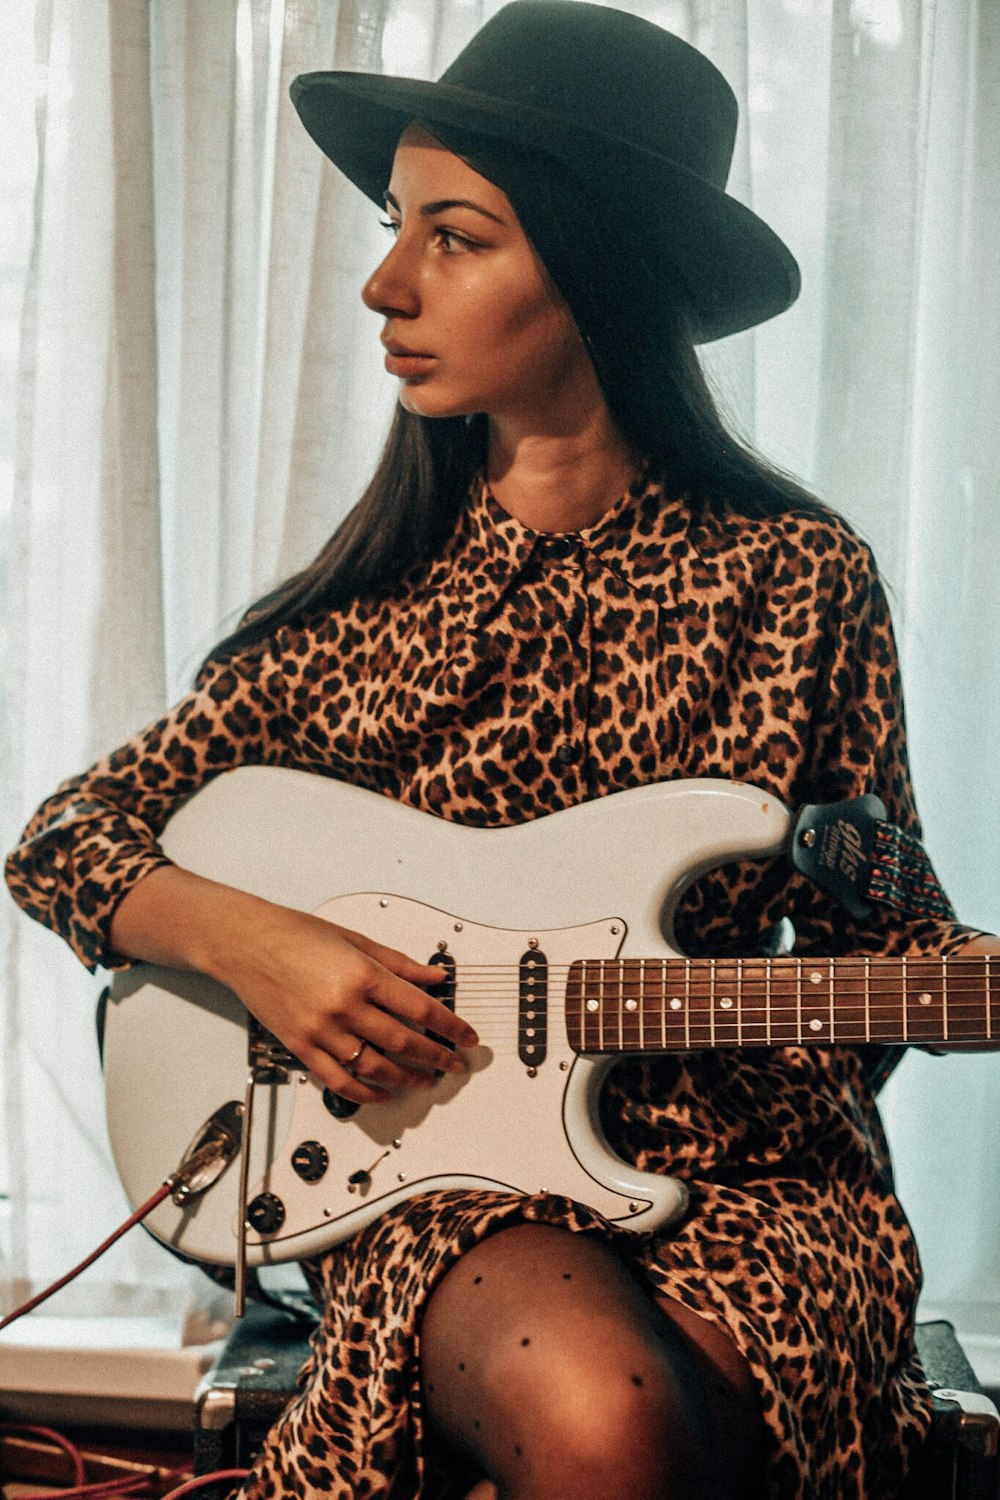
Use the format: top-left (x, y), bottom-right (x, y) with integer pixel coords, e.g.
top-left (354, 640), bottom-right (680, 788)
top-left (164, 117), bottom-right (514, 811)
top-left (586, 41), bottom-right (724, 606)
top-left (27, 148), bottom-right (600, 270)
top-left (676, 524), bottom-right (999, 1000)
top-left (955, 932), bottom-right (1000, 955)
top-left (787, 538), bottom-right (1000, 1034)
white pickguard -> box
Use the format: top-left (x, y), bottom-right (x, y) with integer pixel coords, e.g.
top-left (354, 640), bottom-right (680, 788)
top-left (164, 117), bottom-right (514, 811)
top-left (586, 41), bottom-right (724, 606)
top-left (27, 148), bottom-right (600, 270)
top-left (103, 768), bottom-right (792, 1266)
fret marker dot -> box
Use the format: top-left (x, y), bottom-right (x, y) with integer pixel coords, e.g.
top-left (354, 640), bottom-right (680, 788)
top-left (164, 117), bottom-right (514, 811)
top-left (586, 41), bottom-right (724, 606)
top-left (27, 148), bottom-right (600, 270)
top-left (670, 998), bottom-right (682, 1011)
top-left (810, 971), bottom-right (822, 985)
top-left (586, 999), bottom-right (599, 1013)
top-left (809, 1017), bottom-right (823, 1033)
top-left (919, 992), bottom-right (932, 1007)
top-left (720, 996), bottom-right (733, 1010)
top-left (625, 998), bottom-right (638, 1012)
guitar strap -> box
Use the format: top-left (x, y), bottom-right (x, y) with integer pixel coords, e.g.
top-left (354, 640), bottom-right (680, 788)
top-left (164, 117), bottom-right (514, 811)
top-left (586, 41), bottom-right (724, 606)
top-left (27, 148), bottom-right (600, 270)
top-left (867, 821), bottom-right (956, 921)
top-left (791, 795), bottom-right (955, 923)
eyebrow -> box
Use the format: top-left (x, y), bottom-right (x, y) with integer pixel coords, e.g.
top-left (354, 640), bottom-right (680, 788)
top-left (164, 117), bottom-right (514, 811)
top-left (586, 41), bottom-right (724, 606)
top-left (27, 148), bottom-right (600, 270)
top-left (383, 190), bottom-right (506, 226)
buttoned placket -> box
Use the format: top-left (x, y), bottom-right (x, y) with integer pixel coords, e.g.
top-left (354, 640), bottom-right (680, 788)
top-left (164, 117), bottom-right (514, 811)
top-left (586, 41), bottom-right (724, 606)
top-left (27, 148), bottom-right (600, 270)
top-left (531, 532), bottom-right (593, 792)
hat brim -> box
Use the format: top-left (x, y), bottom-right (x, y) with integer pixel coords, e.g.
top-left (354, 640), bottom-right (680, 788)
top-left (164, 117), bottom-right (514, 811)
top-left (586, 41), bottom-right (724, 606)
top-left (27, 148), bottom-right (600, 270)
top-left (291, 71), bottom-right (800, 343)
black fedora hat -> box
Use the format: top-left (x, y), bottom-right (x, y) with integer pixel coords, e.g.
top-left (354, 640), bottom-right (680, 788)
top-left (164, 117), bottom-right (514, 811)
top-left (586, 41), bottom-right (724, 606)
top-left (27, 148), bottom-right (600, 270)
top-left (290, 1), bottom-right (800, 342)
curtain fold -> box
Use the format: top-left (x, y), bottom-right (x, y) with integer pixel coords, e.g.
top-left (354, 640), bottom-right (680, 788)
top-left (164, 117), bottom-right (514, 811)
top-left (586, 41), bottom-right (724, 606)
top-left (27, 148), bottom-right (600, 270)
top-left (2, 0), bottom-right (176, 1322)
top-left (2, 0), bottom-right (997, 1368)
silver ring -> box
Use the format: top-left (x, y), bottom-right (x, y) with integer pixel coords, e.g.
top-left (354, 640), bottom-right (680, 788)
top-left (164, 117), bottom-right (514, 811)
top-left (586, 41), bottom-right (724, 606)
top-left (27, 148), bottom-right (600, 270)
top-left (342, 1039), bottom-right (365, 1067)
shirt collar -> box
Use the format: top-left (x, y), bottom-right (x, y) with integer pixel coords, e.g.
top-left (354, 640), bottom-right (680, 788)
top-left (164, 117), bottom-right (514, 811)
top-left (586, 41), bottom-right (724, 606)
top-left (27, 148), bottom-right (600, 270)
top-left (443, 459), bottom-right (719, 617)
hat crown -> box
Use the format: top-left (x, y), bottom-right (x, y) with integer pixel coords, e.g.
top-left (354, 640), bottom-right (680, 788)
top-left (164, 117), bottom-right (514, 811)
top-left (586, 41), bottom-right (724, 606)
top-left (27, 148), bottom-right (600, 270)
top-left (437, 2), bottom-right (737, 188)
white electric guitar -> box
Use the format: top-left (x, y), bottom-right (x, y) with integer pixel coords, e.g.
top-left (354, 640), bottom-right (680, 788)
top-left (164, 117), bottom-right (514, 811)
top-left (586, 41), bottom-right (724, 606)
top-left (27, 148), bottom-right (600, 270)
top-left (102, 767), bottom-right (996, 1268)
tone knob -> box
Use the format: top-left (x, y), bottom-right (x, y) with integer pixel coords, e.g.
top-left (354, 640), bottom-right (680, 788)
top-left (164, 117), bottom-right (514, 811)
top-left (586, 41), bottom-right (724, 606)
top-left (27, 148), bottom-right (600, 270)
top-left (246, 1192), bottom-right (286, 1236)
top-left (291, 1140), bottom-right (329, 1183)
top-left (322, 1088), bottom-right (360, 1119)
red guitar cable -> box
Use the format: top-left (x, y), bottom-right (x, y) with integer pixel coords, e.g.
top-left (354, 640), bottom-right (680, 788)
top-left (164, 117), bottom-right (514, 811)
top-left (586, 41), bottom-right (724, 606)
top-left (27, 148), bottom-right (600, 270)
top-left (0, 1183), bottom-right (174, 1333)
top-left (0, 1425), bottom-right (250, 1500)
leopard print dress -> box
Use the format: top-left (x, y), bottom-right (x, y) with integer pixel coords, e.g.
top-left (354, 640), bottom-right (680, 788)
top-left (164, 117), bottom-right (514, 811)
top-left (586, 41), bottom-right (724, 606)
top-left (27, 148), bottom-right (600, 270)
top-left (6, 465), bottom-right (969, 1498)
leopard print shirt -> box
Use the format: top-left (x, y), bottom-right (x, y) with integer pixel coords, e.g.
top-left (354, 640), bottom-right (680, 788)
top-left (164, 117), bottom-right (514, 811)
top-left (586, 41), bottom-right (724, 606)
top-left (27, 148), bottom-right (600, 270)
top-left (5, 465), bottom-right (969, 1498)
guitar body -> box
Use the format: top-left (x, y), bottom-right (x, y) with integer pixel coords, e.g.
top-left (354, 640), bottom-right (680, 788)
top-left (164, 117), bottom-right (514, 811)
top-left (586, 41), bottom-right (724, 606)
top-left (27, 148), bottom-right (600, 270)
top-left (103, 768), bottom-right (792, 1266)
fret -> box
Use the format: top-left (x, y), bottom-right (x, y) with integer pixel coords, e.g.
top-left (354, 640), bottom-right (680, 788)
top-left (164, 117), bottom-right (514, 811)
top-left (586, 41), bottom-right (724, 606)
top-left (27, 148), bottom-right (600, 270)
top-left (684, 958), bottom-right (692, 1050)
top-left (603, 959), bottom-right (614, 1052)
top-left (620, 960), bottom-right (642, 1051)
top-left (768, 959), bottom-right (798, 1045)
top-left (594, 961), bottom-right (604, 1051)
top-left (902, 958), bottom-right (946, 1045)
top-left (564, 960), bottom-right (583, 1052)
top-left (942, 956), bottom-right (990, 1045)
top-left (828, 957), bottom-right (835, 1040)
top-left (798, 962), bottom-right (830, 1043)
top-left (565, 955), bottom-right (994, 1057)
top-left (868, 959), bottom-right (903, 1041)
top-left (942, 960), bottom-right (949, 1043)
top-left (709, 962), bottom-right (716, 1048)
top-left (617, 959), bottom-right (623, 1052)
top-left (711, 960), bottom-right (740, 1047)
top-left (641, 954), bottom-right (650, 1050)
top-left (662, 961), bottom-right (686, 1051)
top-left (737, 958), bottom-right (743, 1047)
top-left (830, 958), bottom-right (864, 1043)
top-left (656, 959), bottom-right (666, 1050)
top-left (736, 958), bottom-right (768, 1046)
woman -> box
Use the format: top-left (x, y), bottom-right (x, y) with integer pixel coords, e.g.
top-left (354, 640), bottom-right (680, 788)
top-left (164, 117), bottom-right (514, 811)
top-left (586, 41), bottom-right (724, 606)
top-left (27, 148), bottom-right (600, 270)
top-left (6, 5), bottom-right (998, 1497)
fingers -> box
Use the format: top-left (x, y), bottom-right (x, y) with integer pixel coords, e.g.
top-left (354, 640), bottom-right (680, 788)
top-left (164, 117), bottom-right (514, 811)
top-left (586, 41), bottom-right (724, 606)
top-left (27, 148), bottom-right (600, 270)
top-left (324, 921), bottom-right (477, 1054)
top-left (298, 1044), bottom-right (396, 1106)
top-left (239, 914), bottom-right (479, 1107)
top-left (301, 958), bottom-right (477, 1104)
top-left (351, 1039), bottom-right (435, 1094)
top-left (304, 1020), bottom-right (459, 1106)
top-left (370, 967), bottom-right (478, 1050)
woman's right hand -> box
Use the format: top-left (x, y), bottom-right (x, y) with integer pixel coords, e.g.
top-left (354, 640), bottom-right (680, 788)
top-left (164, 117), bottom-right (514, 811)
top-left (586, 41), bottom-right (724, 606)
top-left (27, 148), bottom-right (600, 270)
top-left (217, 903), bottom-right (477, 1104)
top-left (110, 865), bottom-right (478, 1105)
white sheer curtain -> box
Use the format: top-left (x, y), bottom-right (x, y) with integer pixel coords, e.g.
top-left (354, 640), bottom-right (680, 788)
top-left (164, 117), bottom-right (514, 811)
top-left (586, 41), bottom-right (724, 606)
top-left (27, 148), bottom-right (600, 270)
top-left (1, 0), bottom-right (997, 1379)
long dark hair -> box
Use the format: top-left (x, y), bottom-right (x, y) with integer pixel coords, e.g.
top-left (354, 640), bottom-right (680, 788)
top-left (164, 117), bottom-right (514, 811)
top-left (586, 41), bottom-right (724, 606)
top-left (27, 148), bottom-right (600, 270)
top-left (206, 139), bottom-right (824, 668)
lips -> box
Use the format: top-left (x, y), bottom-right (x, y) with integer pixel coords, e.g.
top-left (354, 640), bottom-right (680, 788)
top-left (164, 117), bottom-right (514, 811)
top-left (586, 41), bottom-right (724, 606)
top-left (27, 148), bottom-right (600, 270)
top-left (382, 337), bottom-right (435, 379)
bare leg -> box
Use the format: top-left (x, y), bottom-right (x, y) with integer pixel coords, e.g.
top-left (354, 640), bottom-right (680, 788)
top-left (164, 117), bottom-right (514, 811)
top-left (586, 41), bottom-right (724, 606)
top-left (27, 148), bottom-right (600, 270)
top-left (421, 1223), bottom-right (765, 1500)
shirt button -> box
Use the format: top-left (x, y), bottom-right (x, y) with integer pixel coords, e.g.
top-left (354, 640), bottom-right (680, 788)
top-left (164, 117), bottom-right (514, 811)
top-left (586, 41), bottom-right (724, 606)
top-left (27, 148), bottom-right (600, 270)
top-left (540, 534), bottom-right (577, 560)
top-left (553, 744), bottom-right (580, 768)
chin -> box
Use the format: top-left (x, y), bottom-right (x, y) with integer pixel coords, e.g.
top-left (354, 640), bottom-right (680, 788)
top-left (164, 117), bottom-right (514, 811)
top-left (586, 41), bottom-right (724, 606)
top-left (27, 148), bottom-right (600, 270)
top-left (397, 383), bottom-right (478, 420)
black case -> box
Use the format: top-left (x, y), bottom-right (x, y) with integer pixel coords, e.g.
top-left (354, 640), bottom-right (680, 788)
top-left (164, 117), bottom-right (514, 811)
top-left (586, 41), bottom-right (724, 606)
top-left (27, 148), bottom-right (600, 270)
top-left (193, 1301), bottom-right (316, 1489)
top-left (902, 1320), bottom-right (1000, 1500)
top-left (194, 1305), bottom-right (998, 1498)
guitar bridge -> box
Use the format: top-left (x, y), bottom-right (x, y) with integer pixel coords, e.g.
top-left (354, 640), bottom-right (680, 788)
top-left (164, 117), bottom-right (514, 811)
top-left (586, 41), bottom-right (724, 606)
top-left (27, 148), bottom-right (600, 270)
top-left (247, 1015), bottom-right (301, 1083)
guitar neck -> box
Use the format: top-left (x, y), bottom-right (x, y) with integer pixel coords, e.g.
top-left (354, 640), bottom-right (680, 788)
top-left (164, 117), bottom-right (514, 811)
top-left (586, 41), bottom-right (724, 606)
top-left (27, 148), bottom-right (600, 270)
top-left (565, 955), bottom-right (998, 1053)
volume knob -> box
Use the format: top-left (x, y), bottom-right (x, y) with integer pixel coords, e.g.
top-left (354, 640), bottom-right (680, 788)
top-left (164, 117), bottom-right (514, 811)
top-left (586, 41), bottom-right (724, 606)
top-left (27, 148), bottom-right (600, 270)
top-left (291, 1140), bottom-right (329, 1183)
top-left (322, 1088), bottom-right (360, 1119)
top-left (246, 1192), bottom-right (286, 1236)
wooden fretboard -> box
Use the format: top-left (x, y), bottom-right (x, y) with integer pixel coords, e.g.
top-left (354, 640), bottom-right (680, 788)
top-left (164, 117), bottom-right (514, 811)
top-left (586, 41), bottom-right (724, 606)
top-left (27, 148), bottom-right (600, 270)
top-left (565, 955), bottom-right (998, 1053)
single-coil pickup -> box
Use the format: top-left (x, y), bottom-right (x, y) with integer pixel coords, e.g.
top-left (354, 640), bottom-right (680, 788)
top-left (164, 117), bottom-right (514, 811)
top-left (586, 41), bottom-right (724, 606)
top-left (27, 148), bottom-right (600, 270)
top-left (427, 949), bottom-right (458, 1066)
top-left (518, 948), bottom-right (548, 1067)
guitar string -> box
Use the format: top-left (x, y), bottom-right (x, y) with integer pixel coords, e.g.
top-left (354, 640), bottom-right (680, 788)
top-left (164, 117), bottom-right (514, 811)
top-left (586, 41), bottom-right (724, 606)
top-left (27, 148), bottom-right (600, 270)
top-left (406, 958), bottom-right (994, 1042)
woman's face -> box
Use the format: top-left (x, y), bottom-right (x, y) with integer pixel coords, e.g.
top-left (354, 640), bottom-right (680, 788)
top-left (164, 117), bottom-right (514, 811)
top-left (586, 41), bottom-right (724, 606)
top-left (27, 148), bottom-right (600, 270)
top-left (362, 124), bottom-right (595, 429)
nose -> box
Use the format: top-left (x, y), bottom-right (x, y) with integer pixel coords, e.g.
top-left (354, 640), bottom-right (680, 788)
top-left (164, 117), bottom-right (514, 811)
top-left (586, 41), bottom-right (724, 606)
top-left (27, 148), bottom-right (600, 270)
top-left (362, 232), bottom-right (420, 318)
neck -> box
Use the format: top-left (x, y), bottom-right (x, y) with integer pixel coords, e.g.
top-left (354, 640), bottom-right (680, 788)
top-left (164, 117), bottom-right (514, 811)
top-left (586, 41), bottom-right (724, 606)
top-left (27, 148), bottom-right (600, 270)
top-left (485, 413), bottom-right (638, 534)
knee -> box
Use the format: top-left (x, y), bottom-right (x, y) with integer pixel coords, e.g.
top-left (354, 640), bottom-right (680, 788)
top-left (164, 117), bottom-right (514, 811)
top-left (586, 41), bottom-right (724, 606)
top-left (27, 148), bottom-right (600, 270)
top-left (500, 1344), bottom-right (700, 1496)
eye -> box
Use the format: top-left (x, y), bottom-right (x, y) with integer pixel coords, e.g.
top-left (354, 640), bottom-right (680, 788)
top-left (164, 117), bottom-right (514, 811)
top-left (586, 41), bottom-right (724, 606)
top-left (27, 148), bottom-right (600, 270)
top-left (436, 227), bottom-right (478, 253)
top-left (379, 217), bottom-right (400, 236)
